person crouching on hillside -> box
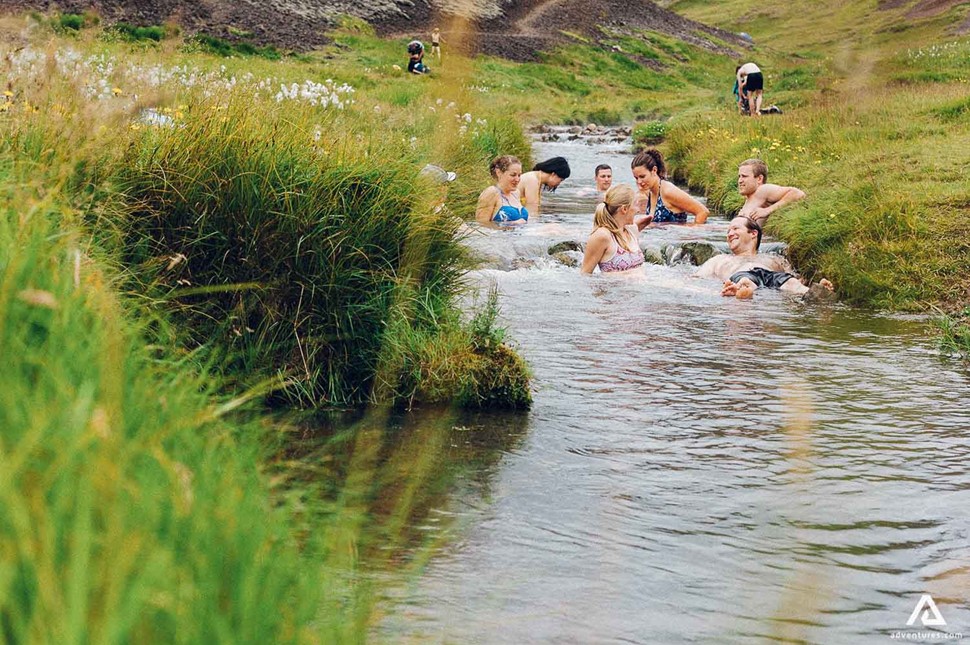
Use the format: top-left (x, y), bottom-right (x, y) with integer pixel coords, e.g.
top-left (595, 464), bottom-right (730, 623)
top-left (407, 41), bottom-right (430, 75)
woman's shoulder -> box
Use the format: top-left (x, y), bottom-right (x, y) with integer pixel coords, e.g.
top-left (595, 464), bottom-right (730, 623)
top-left (660, 179), bottom-right (688, 196)
top-left (587, 227), bottom-right (613, 243)
top-left (478, 185), bottom-right (500, 199)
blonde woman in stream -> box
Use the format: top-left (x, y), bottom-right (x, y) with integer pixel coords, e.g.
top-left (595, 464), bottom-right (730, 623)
top-left (581, 184), bottom-right (645, 274)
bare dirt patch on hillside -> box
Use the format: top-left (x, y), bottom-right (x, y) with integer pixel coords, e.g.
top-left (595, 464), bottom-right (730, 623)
top-left (0, 0), bottom-right (746, 60)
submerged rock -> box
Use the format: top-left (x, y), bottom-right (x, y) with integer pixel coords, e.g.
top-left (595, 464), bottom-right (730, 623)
top-left (511, 257), bottom-right (540, 270)
top-left (678, 241), bottom-right (719, 266)
top-left (641, 247), bottom-right (664, 265)
top-left (552, 251), bottom-right (579, 267)
top-left (548, 240), bottom-right (584, 255)
top-left (761, 242), bottom-right (788, 256)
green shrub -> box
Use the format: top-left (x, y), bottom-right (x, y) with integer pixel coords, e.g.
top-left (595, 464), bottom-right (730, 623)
top-left (113, 22), bottom-right (166, 42)
top-left (190, 34), bottom-right (281, 60)
top-left (932, 96), bottom-right (970, 122)
top-left (110, 103), bottom-right (489, 407)
top-left (632, 120), bottom-right (667, 145)
top-left (939, 306), bottom-right (970, 359)
top-left (57, 13), bottom-right (84, 31)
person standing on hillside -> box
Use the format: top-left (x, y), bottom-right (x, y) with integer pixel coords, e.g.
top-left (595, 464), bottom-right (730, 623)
top-left (737, 158), bottom-right (805, 226)
top-left (430, 28), bottom-right (442, 61)
top-left (737, 62), bottom-right (764, 117)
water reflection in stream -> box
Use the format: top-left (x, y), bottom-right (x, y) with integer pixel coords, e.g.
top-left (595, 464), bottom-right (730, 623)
top-left (355, 135), bottom-right (970, 643)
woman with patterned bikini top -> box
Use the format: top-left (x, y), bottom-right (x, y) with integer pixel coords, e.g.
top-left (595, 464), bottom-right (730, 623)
top-left (581, 184), bottom-right (645, 274)
top-left (631, 148), bottom-right (709, 225)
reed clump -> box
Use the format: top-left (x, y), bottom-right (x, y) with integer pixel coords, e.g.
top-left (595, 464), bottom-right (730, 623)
top-left (0, 181), bottom-right (325, 641)
top-left (104, 94), bottom-right (528, 408)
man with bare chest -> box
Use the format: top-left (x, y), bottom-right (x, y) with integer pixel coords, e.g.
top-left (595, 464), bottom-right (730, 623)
top-left (696, 216), bottom-right (833, 298)
top-left (737, 158), bottom-right (806, 226)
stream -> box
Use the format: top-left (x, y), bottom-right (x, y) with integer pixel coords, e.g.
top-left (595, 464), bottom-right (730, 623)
top-left (348, 131), bottom-right (970, 643)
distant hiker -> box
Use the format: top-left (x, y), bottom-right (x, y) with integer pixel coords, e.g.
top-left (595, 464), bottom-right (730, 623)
top-left (519, 157), bottom-right (571, 217)
top-left (431, 28), bottom-right (442, 61)
top-left (696, 216), bottom-right (833, 298)
top-left (594, 164), bottom-right (613, 194)
top-left (581, 184), bottom-right (645, 274)
top-left (737, 158), bottom-right (805, 226)
top-left (733, 65), bottom-right (747, 115)
top-left (631, 149), bottom-right (709, 226)
top-left (407, 40), bottom-right (430, 75)
top-left (476, 155), bottom-right (528, 225)
top-left (737, 62), bottom-right (764, 116)
top-left (734, 68), bottom-right (782, 116)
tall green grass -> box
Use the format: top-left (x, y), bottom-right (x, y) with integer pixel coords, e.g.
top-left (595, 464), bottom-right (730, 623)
top-left (100, 95), bottom-right (529, 408)
top-left (0, 19), bottom-right (540, 642)
top-left (0, 179), bottom-right (325, 641)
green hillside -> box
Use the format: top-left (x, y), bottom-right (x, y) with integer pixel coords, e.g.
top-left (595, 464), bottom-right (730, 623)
top-left (662, 0), bottom-right (970, 314)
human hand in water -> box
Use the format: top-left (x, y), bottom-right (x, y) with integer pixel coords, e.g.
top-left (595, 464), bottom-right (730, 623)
top-left (635, 214), bottom-right (653, 231)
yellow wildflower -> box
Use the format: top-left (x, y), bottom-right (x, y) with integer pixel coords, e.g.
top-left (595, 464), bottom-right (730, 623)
top-left (112, 87), bottom-right (123, 96)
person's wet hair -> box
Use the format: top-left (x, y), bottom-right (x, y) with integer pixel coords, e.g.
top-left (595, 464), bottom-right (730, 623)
top-left (631, 149), bottom-right (667, 179)
top-left (740, 158), bottom-right (768, 182)
top-left (740, 216), bottom-right (763, 250)
top-left (533, 157), bottom-right (571, 183)
top-left (489, 155), bottom-right (521, 179)
top-left (594, 164), bottom-right (612, 176)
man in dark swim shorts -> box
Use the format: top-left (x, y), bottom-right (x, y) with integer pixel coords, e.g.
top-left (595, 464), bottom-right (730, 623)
top-left (695, 216), bottom-right (834, 298)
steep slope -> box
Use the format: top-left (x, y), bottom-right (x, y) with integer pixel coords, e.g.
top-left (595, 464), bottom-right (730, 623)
top-left (0, 0), bottom-right (745, 58)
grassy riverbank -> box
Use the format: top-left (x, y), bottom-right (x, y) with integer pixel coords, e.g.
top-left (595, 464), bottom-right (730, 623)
top-left (0, 15), bottom-right (535, 640)
top-left (663, 0), bottom-right (970, 315)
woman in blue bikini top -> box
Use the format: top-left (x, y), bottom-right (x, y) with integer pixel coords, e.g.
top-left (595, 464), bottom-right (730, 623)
top-left (631, 149), bottom-right (709, 225)
top-left (475, 155), bottom-right (529, 226)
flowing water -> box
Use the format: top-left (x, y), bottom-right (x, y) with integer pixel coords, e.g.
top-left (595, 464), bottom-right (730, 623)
top-left (345, 133), bottom-right (970, 643)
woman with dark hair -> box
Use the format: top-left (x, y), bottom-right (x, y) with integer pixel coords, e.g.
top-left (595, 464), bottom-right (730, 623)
top-left (631, 149), bottom-right (709, 225)
top-left (475, 155), bottom-right (528, 225)
top-left (518, 156), bottom-right (571, 217)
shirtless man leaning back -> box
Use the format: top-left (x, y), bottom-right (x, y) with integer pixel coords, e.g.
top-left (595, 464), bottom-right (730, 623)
top-left (737, 158), bottom-right (805, 227)
top-left (696, 216), bottom-right (834, 299)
